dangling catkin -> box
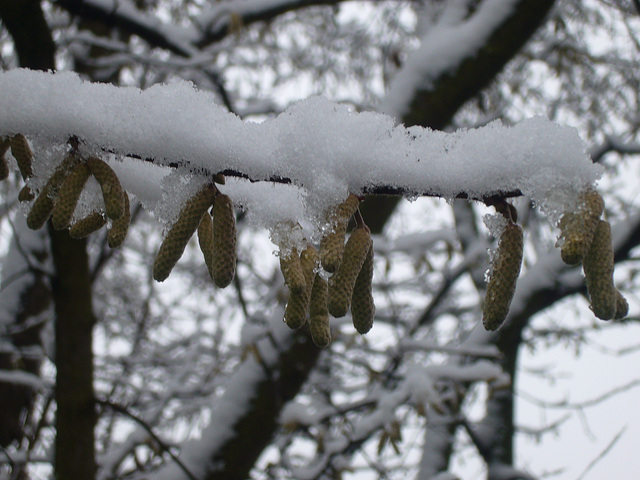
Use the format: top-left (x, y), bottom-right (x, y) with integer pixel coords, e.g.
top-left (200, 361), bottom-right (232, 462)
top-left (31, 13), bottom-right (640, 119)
top-left (614, 290), bottom-right (629, 320)
top-left (27, 153), bottom-right (78, 230)
top-left (280, 247), bottom-right (309, 329)
top-left (280, 248), bottom-right (307, 296)
top-left (309, 272), bottom-right (330, 347)
top-left (300, 245), bottom-right (319, 297)
top-left (153, 184), bottom-right (216, 282)
top-left (18, 185), bottom-right (34, 202)
top-left (558, 189), bottom-right (604, 265)
top-left (51, 162), bottom-right (91, 230)
top-left (198, 210), bottom-right (215, 279)
top-left (69, 211), bottom-right (106, 239)
top-left (320, 193), bottom-right (360, 273)
top-left (10, 134), bottom-right (33, 180)
top-left (284, 288), bottom-right (309, 330)
top-left (0, 138), bottom-right (9, 181)
top-left (107, 191), bottom-right (131, 248)
top-left (482, 221), bottom-right (523, 331)
top-left (328, 226), bottom-right (372, 318)
top-left (583, 220), bottom-right (617, 320)
top-left (86, 157), bottom-right (125, 220)
top-left (351, 243), bottom-right (375, 334)
top-left (212, 194), bottom-right (237, 288)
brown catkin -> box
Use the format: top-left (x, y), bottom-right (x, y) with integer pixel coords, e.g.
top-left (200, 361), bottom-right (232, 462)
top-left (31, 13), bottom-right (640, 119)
top-left (280, 248), bottom-right (307, 296)
top-left (18, 185), bottom-right (34, 202)
top-left (10, 134), bottom-right (33, 180)
top-left (86, 157), bottom-right (125, 220)
top-left (153, 184), bottom-right (216, 282)
top-left (51, 162), bottom-right (91, 230)
top-left (482, 221), bottom-right (524, 331)
top-left (212, 194), bottom-right (237, 288)
top-left (328, 226), bottom-right (372, 318)
top-left (27, 153), bottom-right (78, 230)
top-left (583, 220), bottom-right (617, 320)
top-left (614, 290), bottom-right (629, 320)
top-left (351, 243), bottom-right (375, 334)
top-left (284, 290), bottom-right (308, 330)
top-left (0, 138), bottom-right (9, 181)
top-left (320, 193), bottom-right (360, 273)
top-left (107, 191), bottom-right (131, 248)
top-left (300, 245), bottom-right (319, 298)
top-left (309, 314), bottom-right (331, 348)
top-left (558, 189), bottom-right (604, 265)
top-left (309, 273), bottom-right (330, 347)
top-left (0, 155), bottom-right (8, 181)
top-left (198, 210), bottom-right (215, 279)
top-left (69, 211), bottom-right (106, 238)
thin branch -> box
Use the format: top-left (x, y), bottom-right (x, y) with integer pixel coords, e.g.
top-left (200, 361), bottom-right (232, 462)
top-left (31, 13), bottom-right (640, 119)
top-left (96, 398), bottom-right (201, 480)
top-left (575, 426), bottom-right (626, 480)
top-left (518, 379), bottom-right (640, 410)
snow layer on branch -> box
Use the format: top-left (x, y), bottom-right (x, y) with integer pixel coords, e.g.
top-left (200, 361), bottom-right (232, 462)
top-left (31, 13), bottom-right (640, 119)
top-left (0, 69), bottom-right (600, 233)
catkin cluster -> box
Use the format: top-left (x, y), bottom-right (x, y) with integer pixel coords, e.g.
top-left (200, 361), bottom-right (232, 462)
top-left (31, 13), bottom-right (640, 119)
top-left (556, 189), bottom-right (627, 320)
top-left (10, 135), bottom-right (131, 245)
top-left (278, 194), bottom-right (376, 346)
top-left (1, 134), bottom-right (34, 184)
top-left (154, 186), bottom-right (237, 289)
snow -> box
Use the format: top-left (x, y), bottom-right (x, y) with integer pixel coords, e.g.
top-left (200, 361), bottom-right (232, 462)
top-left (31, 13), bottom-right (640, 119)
top-left (0, 69), bottom-right (601, 240)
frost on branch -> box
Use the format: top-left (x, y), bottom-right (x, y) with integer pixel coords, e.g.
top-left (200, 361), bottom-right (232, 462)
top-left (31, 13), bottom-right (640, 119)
top-left (0, 68), bottom-right (627, 342)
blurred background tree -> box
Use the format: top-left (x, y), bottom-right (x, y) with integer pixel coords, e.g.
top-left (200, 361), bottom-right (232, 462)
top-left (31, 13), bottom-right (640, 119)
top-left (0, 1), bottom-right (639, 479)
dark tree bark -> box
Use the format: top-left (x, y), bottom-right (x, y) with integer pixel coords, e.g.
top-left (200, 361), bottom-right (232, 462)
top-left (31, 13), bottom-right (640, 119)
top-left (0, 3), bottom-right (98, 479)
top-left (49, 228), bottom-right (97, 480)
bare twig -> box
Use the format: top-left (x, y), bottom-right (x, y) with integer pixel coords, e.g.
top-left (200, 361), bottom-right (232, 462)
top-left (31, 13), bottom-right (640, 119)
top-left (575, 426), bottom-right (626, 480)
top-left (96, 398), bottom-right (201, 480)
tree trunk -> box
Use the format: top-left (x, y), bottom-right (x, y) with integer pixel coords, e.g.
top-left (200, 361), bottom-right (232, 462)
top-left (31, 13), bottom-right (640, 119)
top-left (0, 3), bottom-right (98, 479)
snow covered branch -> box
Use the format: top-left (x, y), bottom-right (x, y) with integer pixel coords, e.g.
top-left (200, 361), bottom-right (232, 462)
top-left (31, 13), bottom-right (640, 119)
top-left (0, 69), bottom-right (600, 234)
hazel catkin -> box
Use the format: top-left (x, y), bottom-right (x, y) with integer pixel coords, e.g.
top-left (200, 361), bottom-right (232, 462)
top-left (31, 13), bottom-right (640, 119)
top-left (10, 134), bottom-right (33, 180)
top-left (198, 210), bottom-right (215, 279)
top-left (328, 226), bottom-right (372, 318)
top-left (0, 138), bottom-right (9, 181)
top-left (557, 189), bottom-right (604, 265)
top-left (86, 157), bottom-right (125, 220)
top-left (614, 290), bottom-right (629, 320)
top-left (482, 221), bottom-right (524, 331)
top-left (280, 248), bottom-right (307, 296)
top-left (18, 185), bottom-right (34, 202)
top-left (212, 193), bottom-right (237, 288)
top-left (320, 193), bottom-right (360, 273)
top-left (27, 153), bottom-right (78, 230)
top-left (283, 288), bottom-right (309, 330)
top-left (300, 245), bottom-right (319, 297)
top-left (153, 184), bottom-right (216, 282)
top-left (309, 273), bottom-right (330, 347)
top-left (583, 220), bottom-right (617, 320)
top-left (281, 248), bottom-right (309, 329)
top-left (69, 211), bottom-right (106, 238)
top-left (51, 162), bottom-right (91, 230)
top-left (107, 191), bottom-right (131, 248)
top-left (351, 243), bottom-right (375, 334)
